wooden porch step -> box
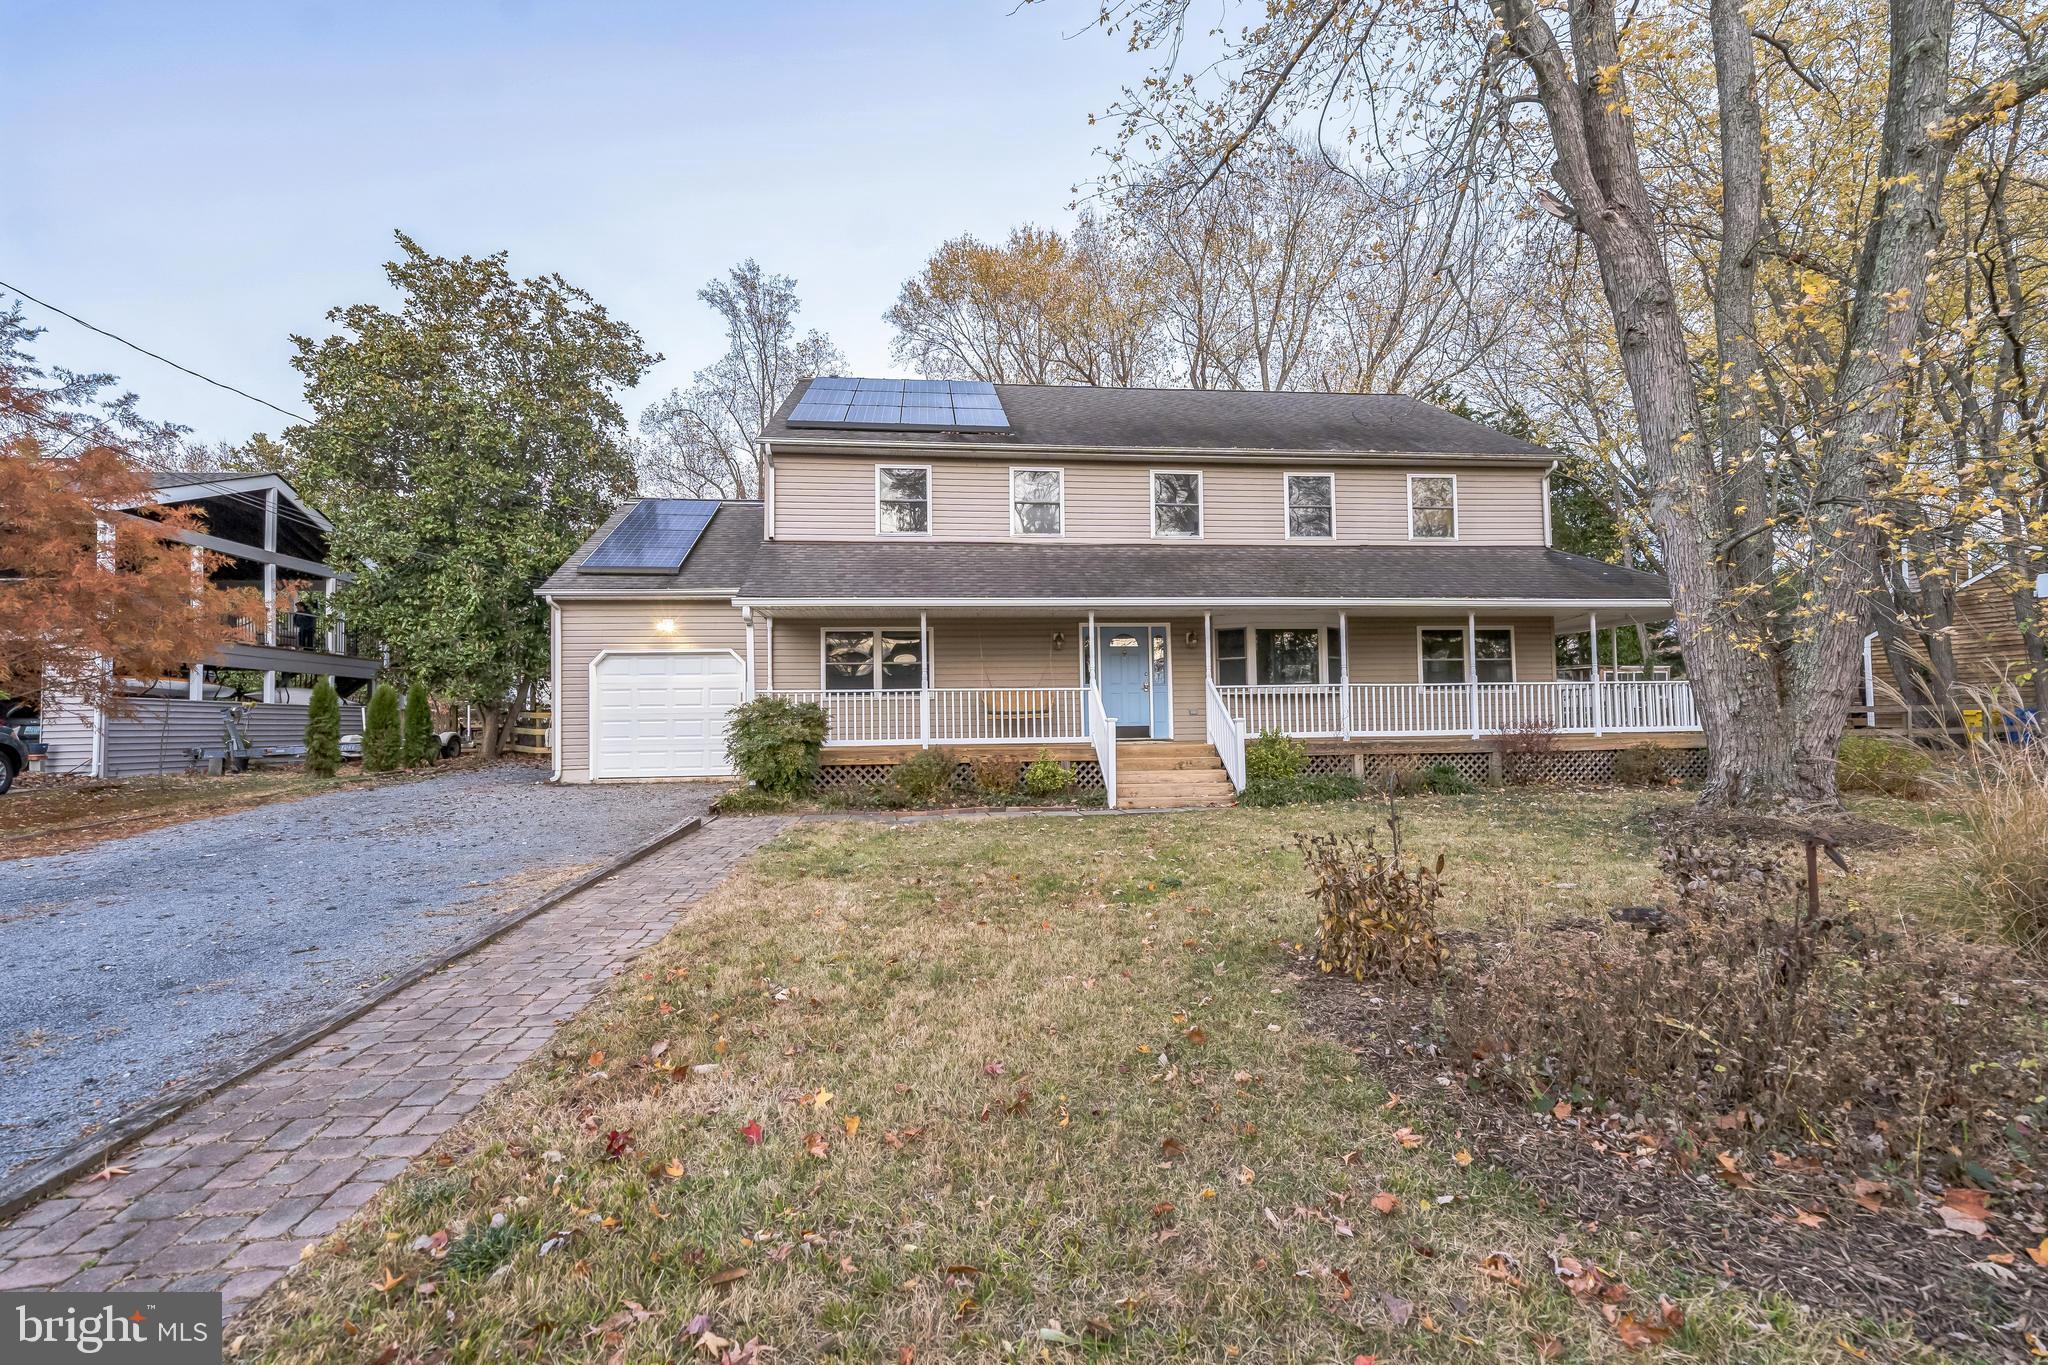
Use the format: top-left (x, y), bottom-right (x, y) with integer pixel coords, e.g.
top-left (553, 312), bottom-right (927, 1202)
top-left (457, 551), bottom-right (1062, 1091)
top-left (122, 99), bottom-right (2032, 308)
top-left (1115, 740), bottom-right (1235, 809)
top-left (1118, 749), bottom-right (1228, 772)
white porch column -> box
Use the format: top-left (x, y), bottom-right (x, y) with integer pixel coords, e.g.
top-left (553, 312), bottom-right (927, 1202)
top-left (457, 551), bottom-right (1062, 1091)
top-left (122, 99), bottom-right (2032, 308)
top-left (1465, 610), bottom-right (1479, 738)
top-left (918, 610), bottom-right (930, 748)
top-left (1589, 611), bottom-right (1604, 735)
top-left (1338, 613), bottom-right (1351, 739)
top-left (743, 607), bottom-right (757, 700)
top-left (325, 576), bottom-right (342, 653)
top-left (187, 664), bottom-right (205, 701)
top-left (763, 615), bottom-right (774, 692)
top-left (1202, 611), bottom-right (1212, 681)
top-left (262, 487), bottom-right (278, 647)
top-left (1085, 610), bottom-right (1097, 688)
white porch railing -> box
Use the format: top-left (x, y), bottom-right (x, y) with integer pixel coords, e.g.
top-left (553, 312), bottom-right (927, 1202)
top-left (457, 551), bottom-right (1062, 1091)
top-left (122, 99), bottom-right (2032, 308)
top-left (1206, 678), bottom-right (1248, 791)
top-left (769, 687), bottom-right (1091, 747)
top-left (1087, 686), bottom-right (1118, 808)
top-left (1216, 679), bottom-right (1700, 738)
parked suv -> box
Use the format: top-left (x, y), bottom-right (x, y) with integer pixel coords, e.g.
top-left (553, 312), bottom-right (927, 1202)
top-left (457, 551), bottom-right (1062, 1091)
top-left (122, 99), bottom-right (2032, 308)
top-left (0, 724), bottom-right (25, 796)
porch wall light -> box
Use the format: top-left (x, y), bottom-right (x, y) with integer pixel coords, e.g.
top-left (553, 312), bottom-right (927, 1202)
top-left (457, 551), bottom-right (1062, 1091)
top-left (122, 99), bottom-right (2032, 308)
top-left (653, 618), bottom-right (676, 635)
top-left (1051, 630), bottom-right (1066, 651)
top-left (1184, 629), bottom-right (1198, 648)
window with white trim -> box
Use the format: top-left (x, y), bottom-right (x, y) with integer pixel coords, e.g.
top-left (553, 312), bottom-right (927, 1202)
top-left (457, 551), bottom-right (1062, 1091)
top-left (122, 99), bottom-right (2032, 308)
top-left (876, 466), bottom-right (930, 535)
top-left (1419, 628), bottom-right (1513, 685)
top-left (1214, 628), bottom-right (1248, 686)
top-left (1151, 470), bottom-right (1202, 537)
top-left (1285, 473), bottom-right (1334, 539)
top-left (1409, 475), bottom-right (1456, 539)
top-left (1256, 628), bottom-right (1322, 685)
top-left (1010, 468), bottom-right (1063, 536)
top-left (823, 628), bottom-right (925, 691)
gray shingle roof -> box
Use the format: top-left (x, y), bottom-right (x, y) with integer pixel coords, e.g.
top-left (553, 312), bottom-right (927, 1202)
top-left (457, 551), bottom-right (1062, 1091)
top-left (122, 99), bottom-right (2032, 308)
top-left (540, 499), bottom-right (1667, 605)
top-left (733, 540), bottom-right (1668, 604)
top-left (539, 501), bottom-right (765, 595)
top-left (762, 381), bottom-right (1552, 459)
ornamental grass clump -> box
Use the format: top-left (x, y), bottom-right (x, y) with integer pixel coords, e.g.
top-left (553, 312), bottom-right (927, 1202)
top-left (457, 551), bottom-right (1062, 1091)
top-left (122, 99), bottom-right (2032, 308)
top-left (1944, 737), bottom-right (2048, 953)
top-left (1298, 805), bottom-right (1445, 984)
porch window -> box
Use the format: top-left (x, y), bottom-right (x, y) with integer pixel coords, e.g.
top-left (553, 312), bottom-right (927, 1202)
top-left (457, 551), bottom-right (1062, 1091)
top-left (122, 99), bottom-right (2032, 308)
top-left (823, 628), bottom-right (925, 691)
top-left (1151, 470), bottom-right (1202, 538)
top-left (1419, 628), bottom-right (1514, 685)
top-left (876, 466), bottom-right (931, 535)
top-left (1408, 474), bottom-right (1456, 539)
top-left (1257, 628), bottom-right (1322, 685)
top-left (1011, 468), bottom-right (1063, 536)
top-left (1215, 628), bottom-right (1248, 686)
top-left (1285, 473), bottom-right (1335, 539)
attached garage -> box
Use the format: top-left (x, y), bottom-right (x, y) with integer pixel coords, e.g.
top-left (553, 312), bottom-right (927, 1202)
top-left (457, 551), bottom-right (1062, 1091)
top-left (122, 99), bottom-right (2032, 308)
top-left (590, 650), bottom-right (745, 779)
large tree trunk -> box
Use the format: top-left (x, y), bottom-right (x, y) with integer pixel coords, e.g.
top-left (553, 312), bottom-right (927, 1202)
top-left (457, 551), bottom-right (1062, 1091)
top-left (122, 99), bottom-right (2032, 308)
top-left (478, 703), bottom-right (505, 761)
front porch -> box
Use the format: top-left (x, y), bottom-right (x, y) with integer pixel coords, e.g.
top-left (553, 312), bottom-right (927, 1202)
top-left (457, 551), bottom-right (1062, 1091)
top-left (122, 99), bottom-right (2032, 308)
top-left (747, 606), bottom-right (1700, 806)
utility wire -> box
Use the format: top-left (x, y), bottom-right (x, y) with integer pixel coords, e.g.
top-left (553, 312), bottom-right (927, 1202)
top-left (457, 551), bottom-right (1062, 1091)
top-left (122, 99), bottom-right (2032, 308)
top-left (1, 277), bottom-right (314, 425)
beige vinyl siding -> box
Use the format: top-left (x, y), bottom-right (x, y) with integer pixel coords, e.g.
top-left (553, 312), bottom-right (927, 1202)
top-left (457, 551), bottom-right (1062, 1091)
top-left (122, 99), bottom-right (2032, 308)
top-left (770, 455), bottom-right (1546, 546)
top-left (1345, 617), bottom-right (1556, 683)
top-left (34, 695), bottom-right (365, 778)
top-left (1868, 580), bottom-right (2032, 725)
top-left (555, 599), bottom-right (747, 782)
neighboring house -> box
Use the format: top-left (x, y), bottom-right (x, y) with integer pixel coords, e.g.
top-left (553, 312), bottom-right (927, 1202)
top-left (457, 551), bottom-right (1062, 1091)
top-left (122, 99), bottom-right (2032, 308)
top-left (542, 381), bottom-right (1701, 808)
top-left (38, 471), bottom-right (374, 777)
top-left (1862, 560), bottom-right (2043, 730)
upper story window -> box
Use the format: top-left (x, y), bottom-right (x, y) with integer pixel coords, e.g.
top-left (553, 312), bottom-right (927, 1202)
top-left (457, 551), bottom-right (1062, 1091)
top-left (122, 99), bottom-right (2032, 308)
top-left (823, 627), bottom-right (925, 691)
top-left (1408, 474), bottom-right (1457, 539)
top-left (1420, 627), bottom-right (1513, 685)
top-left (1010, 467), bottom-right (1064, 536)
top-left (1285, 473), bottom-right (1335, 539)
top-left (1152, 470), bottom-right (1202, 538)
top-left (876, 465), bottom-right (931, 536)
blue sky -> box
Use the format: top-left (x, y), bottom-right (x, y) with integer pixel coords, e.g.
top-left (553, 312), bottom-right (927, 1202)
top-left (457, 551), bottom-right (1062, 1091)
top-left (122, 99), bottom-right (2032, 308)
top-left (1, 1), bottom-right (1145, 445)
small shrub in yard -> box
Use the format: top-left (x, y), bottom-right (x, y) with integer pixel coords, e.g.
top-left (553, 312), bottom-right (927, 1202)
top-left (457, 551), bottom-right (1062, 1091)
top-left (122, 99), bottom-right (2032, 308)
top-left (1242, 773), bottom-right (1364, 807)
top-left (1611, 744), bottom-right (1669, 786)
top-left (361, 682), bottom-right (401, 773)
top-left (1021, 748), bottom-right (1076, 799)
top-left (887, 747), bottom-right (960, 803)
top-left (400, 678), bottom-right (437, 767)
top-left (712, 786), bottom-right (793, 815)
top-left (1297, 808), bottom-right (1446, 984)
top-left (725, 696), bottom-right (828, 796)
top-left (1946, 742), bottom-right (2048, 952)
top-left (1398, 761), bottom-right (1475, 796)
top-left (1837, 733), bottom-right (1933, 795)
top-left (1245, 729), bottom-right (1307, 784)
top-left (303, 677), bottom-right (340, 778)
top-left (1443, 836), bottom-right (2046, 1164)
top-left (1491, 717), bottom-right (1558, 784)
top-left (969, 753), bottom-right (1018, 795)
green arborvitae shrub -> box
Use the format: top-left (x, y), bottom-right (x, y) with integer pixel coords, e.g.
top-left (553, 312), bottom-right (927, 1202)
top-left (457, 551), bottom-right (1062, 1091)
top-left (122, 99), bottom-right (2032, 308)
top-left (1244, 729), bottom-right (1308, 784)
top-left (1021, 749), bottom-right (1077, 799)
top-left (1241, 773), bottom-right (1365, 807)
top-left (362, 682), bottom-right (401, 773)
top-left (304, 677), bottom-right (341, 778)
top-left (724, 696), bottom-right (829, 796)
top-left (1837, 734), bottom-right (1934, 796)
top-left (887, 747), bottom-right (960, 804)
top-left (401, 678), bottom-right (437, 767)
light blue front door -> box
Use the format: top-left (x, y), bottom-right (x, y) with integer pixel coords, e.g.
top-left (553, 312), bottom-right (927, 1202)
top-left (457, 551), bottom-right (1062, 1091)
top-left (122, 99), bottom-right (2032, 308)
top-left (1096, 625), bottom-right (1165, 737)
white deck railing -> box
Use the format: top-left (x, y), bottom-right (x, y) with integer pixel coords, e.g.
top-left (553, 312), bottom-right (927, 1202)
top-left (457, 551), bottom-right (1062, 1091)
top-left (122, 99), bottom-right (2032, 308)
top-left (1206, 679), bottom-right (1248, 791)
top-left (1216, 679), bottom-right (1700, 738)
top-left (1087, 686), bottom-right (1117, 808)
top-left (768, 687), bottom-right (1092, 747)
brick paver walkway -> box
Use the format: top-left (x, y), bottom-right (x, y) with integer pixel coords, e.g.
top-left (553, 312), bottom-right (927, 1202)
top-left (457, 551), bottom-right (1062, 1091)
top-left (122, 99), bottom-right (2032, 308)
top-left (0, 815), bottom-right (786, 1314)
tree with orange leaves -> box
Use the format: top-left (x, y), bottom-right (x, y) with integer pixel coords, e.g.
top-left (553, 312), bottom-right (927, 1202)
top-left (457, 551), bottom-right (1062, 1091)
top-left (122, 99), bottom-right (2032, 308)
top-left (0, 306), bottom-right (255, 713)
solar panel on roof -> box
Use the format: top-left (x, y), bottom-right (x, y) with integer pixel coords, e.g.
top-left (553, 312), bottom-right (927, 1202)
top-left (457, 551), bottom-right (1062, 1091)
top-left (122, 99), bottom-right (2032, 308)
top-left (580, 499), bottom-right (720, 573)
top-left (784, 376), bottom-right (1012, 433)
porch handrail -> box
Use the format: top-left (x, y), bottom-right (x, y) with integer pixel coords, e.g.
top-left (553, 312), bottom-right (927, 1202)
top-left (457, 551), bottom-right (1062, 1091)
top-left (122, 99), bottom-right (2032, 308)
top-left (1206, 678), bottom-right (1248, 791)
top-left (1087, 685), bottom-right (1117, 809)
top-left (768, 687), bottom-right (1091, 747)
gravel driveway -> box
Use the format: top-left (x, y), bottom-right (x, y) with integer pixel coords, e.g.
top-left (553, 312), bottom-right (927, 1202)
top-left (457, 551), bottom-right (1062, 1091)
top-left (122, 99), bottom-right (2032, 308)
top-left (0, 765), bottom-right (716, 1178)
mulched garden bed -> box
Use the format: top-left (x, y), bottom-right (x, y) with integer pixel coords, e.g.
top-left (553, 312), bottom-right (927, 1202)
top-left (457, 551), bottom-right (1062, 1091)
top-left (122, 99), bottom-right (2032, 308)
top-left (1294, 955), bottom-right (2048, 1359)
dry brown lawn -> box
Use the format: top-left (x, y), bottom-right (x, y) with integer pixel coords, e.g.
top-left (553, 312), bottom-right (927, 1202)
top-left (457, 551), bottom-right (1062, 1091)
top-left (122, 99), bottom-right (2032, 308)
top-left (237, 790), bottom-right (1964, 1363)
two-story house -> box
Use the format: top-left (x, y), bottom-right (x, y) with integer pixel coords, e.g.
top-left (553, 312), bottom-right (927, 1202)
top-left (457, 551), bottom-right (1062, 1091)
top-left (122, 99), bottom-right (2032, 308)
top-left (37, 470), bottom-right (377, 777)
top-left (541, 381), bottom-right (1701, 807)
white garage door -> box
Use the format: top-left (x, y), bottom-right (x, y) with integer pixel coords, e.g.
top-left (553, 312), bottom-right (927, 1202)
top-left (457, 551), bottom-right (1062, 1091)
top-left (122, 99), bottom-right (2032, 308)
top-left (592, 651), bottom-right (745, 779)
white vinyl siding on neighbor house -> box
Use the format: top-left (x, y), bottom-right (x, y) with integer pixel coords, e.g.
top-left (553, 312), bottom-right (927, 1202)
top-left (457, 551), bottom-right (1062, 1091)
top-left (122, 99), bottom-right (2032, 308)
top-left (554, 599), bottom-right (749, 782)
top-left (767, 454), bottom-right (1543, 545)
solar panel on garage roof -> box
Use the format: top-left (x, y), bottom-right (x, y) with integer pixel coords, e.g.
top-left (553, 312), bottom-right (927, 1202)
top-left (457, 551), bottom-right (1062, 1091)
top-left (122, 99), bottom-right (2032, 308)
top-left (785, 377), bottom-right (1011, 432)
top-left (579, 499), bottom-right (721, 573)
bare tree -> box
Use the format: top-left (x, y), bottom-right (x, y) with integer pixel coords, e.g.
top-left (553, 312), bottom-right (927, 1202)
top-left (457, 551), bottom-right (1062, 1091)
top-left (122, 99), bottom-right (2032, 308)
top-left (638, 261), bottom-right (843, 499)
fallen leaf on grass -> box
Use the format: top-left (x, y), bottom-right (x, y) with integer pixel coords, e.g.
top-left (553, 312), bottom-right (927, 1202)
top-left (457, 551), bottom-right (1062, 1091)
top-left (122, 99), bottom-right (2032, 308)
top-left (739, 1121), bottom-right (763, 1146)
top-left (1370, 1191), bottom-right (1399, 1216)
top-left (1836, 1337), bottom-right (1868, 1359)
top-left (843, 1115), bottom-right (860, 1139)
top-left (1610, 1311), bottom-right (1671, 1350)
top-left (1393, 1127), bottom-right (1423, 1150)
top-left (804, 1132), bottom-right (830, 1159)
top-left (705, 1267), bottom-right (748, 1289)
top-left (1551, 1100), bottom-right (1573, 1120)
top-left (376, 1269), bottom-right (405, 1292)
top-left (1848, 1178), bottom-right (1889, 1213)
top-left (1530, 1334), bottom-right (1564, 1360)
top-left (1379, 1294), bottom-right (1414, 1328)
top-left (1937, 1186), bottom-right (1992, 1238)
top-left (1452, 1149), bottom-right (1473, 1167)
top-left (1477, 1252), bottom-right (1523, 1288)
top-left (586, 1050), bottom-right (605, 1070)
top-left (2027, 1236), bottom-right (2048, 1267)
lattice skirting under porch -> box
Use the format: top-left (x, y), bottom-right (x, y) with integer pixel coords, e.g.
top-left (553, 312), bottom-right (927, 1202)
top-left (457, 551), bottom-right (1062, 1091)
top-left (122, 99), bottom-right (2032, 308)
top-left (814, 759), bottom-right (1105, 794)
top-left (1307, 747), bottom-right (1708, 786)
